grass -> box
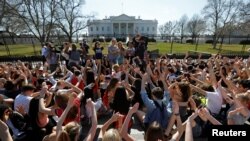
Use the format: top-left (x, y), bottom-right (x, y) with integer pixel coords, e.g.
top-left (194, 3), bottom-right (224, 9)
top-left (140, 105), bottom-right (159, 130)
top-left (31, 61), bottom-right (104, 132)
top-left (0, 42), bottom-right (249, 56)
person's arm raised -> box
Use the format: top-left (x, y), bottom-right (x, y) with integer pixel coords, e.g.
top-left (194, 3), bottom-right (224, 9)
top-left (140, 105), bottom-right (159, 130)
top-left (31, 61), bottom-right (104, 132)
top-left (165, 100), bottom-right (179, 137)
top-left (190, 74), bottom-right (207, 85)
top-left (0, 120), bottom-right (13, 141)
top-left (141, 73), bottom-right (147, 92)
top-left (207, 61), bottom-right (217, 89)
top-left (159, 72), bottom-right (168, 92)
top-left (146, 63), bottom-right (153, 78)
top-left (217, 79), bottom-right (234, 105)
top-left (219, 66), bottom-right (238, 92)
top-left (172, 111), bottom-right (198, 141)
top-left (200, 108), bottom-right (222, 125)
top-left (243, 63), bottom-right (250, 79)
top-left (60, 80), bottom-right (82, 95)
top-left (189, 83), bottom-right (207, 96)
top-left (122, 81), bottom-right (135, 99)
top-left (39, 88), bottom-right (56, 115)
top-left (140, 73), bottom-right (155, 111)
top-left (100, 112), bottom-right (119, 139)
top-left (56, 94), bottom-right (75, 139)
top-left (185, 117), bottom-right (193, 141)
top-left (95, 60), bottom-right (102, 83)
top-left (84, 99), bottom-right (98, 141)
top-left (120, 103), bottom-right (139, 141)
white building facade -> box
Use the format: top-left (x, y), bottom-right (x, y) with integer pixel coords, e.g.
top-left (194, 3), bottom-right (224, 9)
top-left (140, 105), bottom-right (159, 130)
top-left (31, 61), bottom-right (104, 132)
top-left (87, 14), bottom-right (158, 37)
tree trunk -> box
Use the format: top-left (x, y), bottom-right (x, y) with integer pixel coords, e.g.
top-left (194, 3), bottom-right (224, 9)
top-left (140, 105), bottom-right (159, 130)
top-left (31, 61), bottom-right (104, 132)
top-left (68, 36), bottom-right (72, 43)
top-left (8, 33), bottom-right (16, 44)
top-left (212, 35), bottom-right (217, 49)
top-left (181, 35), bottom-right (183, 44)
top-left (192, 34), bottom-right (195, 44)
top-left (219, 36), bottom-right (224, 52)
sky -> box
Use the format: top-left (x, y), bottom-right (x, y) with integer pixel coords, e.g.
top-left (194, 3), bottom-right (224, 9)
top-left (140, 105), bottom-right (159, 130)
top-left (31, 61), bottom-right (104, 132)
top-left (82, 0), bottom-right (208, 25)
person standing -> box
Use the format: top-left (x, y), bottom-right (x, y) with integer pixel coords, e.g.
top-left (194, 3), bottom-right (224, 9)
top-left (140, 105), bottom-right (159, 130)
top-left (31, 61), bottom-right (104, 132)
top-left (126, 41), bottom-right (135, 60)
top-left (117, 41), bottom-right (126, 65)
top-left (108, 38), bottom-right (119, 66)
top-left (68, 44), bottom-right (81, 67)
top-left (93, 41), bottom-right (104, 60)
top-left (44, 43), bottom-right (59, 72)
top-left (81, 39), bottom-right (90, 55)
top-left (41, 43), bottom-right (48, 64)
top-left (132, 34), bottom-right (148, 60)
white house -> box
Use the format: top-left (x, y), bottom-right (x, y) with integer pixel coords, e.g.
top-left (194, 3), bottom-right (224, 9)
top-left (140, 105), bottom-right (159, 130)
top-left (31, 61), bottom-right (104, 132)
top-left (87, 14), bottom-right (158, 37)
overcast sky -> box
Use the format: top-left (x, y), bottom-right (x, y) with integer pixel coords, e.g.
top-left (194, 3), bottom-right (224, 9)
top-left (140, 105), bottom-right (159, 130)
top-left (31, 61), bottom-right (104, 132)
top-left (82, 0), bottom-right (208, 25)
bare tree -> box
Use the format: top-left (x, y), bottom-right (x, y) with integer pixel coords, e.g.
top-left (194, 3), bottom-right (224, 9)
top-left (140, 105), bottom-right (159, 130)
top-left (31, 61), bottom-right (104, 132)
top-left (177, 15), bottom-right (188, 43)
top-left (159, 21), bottom-right (178, 41)
top-left (55, 0), bottom-right (92, 43)
top-left (187, 14), bottom-right (206, 43)
top-left (0, 0), bottom-right (6, 23)
top-left (6, 0), bottom-right (57, 44)
top-left (239, 1), bottom-right (250, 34)
top-left (159, 25), bottom-right (165, 40)
top-left (240, 1), bottom-right (250, 19)
top-left (203, 0), bottom-right (243, 49)
top-left (1, 17), bottom-right (27, 44)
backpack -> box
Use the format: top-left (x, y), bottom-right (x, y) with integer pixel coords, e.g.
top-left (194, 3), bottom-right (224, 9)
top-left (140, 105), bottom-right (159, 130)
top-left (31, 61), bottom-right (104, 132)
top-left (144, 100), bottom-right (167, 131)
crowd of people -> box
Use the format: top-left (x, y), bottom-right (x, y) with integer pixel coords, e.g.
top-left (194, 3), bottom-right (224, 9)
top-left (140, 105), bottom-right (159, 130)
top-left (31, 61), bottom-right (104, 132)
top-left (0, 34), bottom-right (250, 141)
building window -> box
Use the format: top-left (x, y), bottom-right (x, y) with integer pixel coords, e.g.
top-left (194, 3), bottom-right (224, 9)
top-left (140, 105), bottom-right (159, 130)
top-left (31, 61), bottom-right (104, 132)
top-left (147, 27), bottom-right (149, 32)
top-left (135, 27), bottom-right (139, 32)
top-left (141, 27), bottom-right (144, 32)
top-left (96, 27), bottom-right (99, 31)
top-left (90, 27), bottom-right (93, 31)
top-left (107, 26), bottom-right (110, 31)
top-left (102, 27), bottom-right (104, 31)
top-left (152, 27), bottom-right (155, 31)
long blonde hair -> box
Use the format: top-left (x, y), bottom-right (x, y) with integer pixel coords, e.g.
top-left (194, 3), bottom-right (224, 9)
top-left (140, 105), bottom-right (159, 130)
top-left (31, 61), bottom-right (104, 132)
top-left (103, 129), bottom-right (122, 141)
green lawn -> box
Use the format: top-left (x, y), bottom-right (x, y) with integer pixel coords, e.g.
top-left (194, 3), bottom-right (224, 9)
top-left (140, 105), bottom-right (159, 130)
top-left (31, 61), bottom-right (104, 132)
top-left (0, 42), bottom-right (249, 56)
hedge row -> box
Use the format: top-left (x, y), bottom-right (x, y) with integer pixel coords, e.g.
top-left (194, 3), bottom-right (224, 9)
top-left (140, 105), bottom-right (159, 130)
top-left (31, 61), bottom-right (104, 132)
top-left (92, 38), bottom-right (156, 43)
top-left (1, 53), bottom-right (249, 62)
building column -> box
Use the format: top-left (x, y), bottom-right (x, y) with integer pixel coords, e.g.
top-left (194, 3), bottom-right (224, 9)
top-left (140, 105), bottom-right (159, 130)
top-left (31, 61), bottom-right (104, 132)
top-left (118, 23), bottom-right (121, 35)
top-left (111, 23), bottom-right (114, 36)
top-left (126, 23), bottom-right (128, 35)
top-left (133, 24), bottom-right (136, 35)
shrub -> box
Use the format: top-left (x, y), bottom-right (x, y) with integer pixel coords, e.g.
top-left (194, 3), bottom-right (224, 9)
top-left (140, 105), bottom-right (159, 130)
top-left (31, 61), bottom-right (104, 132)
top-left (92, 38), bottom-right (104, 43)
top-left (239, 40), bottom-right (250, 45)
top-left (205, 40), bottom-right (220, 44)
top-left (148, 38), bottom-right (156, 42)
top-left (105, 38), bottom-right (112, 42)
top-left (205, 40), bottom-right (213, 44)
top-left (116, 38), bottom-right (126, 42)
top-left (186, 39), bottom-right (194, 44)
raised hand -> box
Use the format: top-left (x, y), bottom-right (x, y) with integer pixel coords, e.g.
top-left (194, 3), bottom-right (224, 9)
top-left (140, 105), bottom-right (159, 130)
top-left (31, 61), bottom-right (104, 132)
top-left (129, 103), bottom-right (139, 114)
top-left (111, 112), bottom-right (120, 122)
top-left (39, 87), bottom-right (47, 99)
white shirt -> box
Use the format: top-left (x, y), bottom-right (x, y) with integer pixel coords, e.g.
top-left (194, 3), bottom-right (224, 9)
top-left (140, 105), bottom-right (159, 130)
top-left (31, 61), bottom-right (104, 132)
top-left (14, 94), bottom-right (33, 113)
top-left (112, 71), bottom-right (122, 80)
top-left (206, 88), bottom-right (223, 114)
